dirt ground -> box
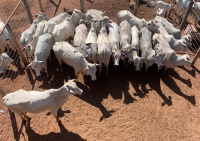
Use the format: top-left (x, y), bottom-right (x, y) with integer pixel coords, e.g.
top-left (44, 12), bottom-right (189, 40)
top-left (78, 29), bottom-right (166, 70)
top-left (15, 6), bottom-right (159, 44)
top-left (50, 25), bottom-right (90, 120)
top-left (0, 0), bottom-right (200, 141)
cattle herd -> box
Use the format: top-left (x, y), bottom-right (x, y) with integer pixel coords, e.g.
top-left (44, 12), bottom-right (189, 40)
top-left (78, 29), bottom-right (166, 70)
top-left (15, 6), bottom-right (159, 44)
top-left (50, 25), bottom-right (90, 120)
top-left (0, 3), bottom-right (194, 124)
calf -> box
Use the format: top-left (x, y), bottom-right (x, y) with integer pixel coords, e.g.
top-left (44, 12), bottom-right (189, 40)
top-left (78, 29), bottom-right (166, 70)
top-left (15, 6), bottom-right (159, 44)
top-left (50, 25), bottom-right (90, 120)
top-left (53, 41), bottom-right (100, 81)
top-left (27, 33), bottom-right (54, 77)
top-left (108, 22), bottom-right (121, 67)
top-left (52, 9), bottom-right (84, 42)
top-left (0, 52), bottom-right (13, 74)
top-left (139, 27), bottom-right (163, 74)
top-left (2, 79), bottom-right (82, 123)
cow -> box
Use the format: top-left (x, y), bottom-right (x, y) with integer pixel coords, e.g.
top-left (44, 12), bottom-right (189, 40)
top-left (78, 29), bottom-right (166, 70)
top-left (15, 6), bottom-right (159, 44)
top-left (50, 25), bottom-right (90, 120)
top-left (131, 25), bottom-right (144, 71)
top-left (84, 21), bottom-right (98, 63)
top-left (153, 1), bottom-right (172, 17)
top-left (23, 20), bottom-right (47, 58)
top-left (119, 20), bottom-right (133, 66)
top-left (154, 16), bottom-right (182, 39)
top-left (53, 41), bottom-right (101, 81)
top-left (0, 52), bottom-right (13, 74)
top-left (27, 33), bottom-right (54, 77)
top-left (156, 22), bottom-right (189, 51)
top-left (96, 19), bottom-right (111, 76)
top-left (73, 21), bottom-right (88, 47)
top-left (108, 22), bottom-right (121, 67)
top-left (153, 33), bottom-right (191, 73)
top-left (52, 9), bottom-right (85, 42)
top-left (43, 12), bottom-right (70, 34)
top-left (0, 19), bottom-right (10, 52)
top-left (139, 27), bottom-right (163, 74)
top-left (20, 20), bottom-right (38, 46)
top-left (2, 79), bottom-right (83, 123)
top-left (117, 10), bottom-right (147, 30)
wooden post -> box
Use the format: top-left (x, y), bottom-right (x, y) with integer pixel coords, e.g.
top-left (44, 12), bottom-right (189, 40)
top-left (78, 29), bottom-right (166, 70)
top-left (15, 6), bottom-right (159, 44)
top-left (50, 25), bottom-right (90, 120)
top-left (80, 0), bottom-right (84, 13)
top-left (23, 0), bottom-right (33, 24)
top-left (38, 0), bottom-right (44, 12)
top-left (180, 0), bottom-right (193, 30)
top-left (191, 48), bottom-right (200, 66)
top-left (6, 24), bottom-right (27, 65)
top-left (134, 0), bottom-right (139, 16)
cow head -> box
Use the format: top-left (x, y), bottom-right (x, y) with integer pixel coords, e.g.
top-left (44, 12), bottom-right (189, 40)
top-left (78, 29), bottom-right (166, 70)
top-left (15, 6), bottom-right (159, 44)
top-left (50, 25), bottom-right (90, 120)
top-left (146, 20), bottom-right (159, 33)
top-left (34, 12), bottom-right (48, 22)
top-left (182, 54), bottom-right (191, 67)
top-left (23, 44), bottom-right (33, 58)
top-left (112, 47), bottom-right (121, 67)
top-left (121, 45), bottom-right (134, 62)
top-left (133, 56), bottom-right (144, 71)
top-left (27, 60), bottom-right (47, 77)
top-left (72, 9), bottom-right (85, 27)
top-left (65, 79), bottom-right (83, 95)
top-left (84, 63), bottom-right (101, 81)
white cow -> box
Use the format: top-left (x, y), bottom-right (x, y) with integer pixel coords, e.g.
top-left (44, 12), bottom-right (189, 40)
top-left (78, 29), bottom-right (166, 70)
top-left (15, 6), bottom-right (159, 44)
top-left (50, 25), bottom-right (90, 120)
top-left (108, 22), bottom-right (121, 67)
top-left (52, 9), bottom-right (85, 42)
top-left (153, 1), bottom-right (172, 17)
top-left (23, 20), bottom-right (47, 58)
top-left (97, 20), bottom-right (112, 76)
top-left (131, 26), bottom-right (144, 71)
top-left (73, 23), bottom-right (88, 47)
top-left (0, 52), bottom-right (13, 74)
top-left (85, 9), bottom-right (105, 33)
top-left (2, 79), bottom-right (82, 123)
top-left (0, 19), bottom-right (10, 52)
top-left (139, 27), bottom-right (163, 74)
top-left (117, 10), bottom-right (147, 30)
top-left (43, 12), bottom-right (70, 34)
top-left (20, 20), bottom-right (38, 46)
top-left (119, 20), bottom-right (133, 64)
top-left (27, 33), bottom-right (54, 77)
top-left (84, 21), bottom-right (98, 63)
top-left (153, 33), bottom-right (191, 72)
top-left (53, 41), bottom-right (101, 81)
top-left (147, 21), bottom-right (191, 51)
top-left (154, 16), bottom-right (182, 39)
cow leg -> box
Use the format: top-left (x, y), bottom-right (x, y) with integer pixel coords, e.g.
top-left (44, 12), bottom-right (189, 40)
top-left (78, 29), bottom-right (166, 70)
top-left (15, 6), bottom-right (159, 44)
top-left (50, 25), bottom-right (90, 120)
top-left (105, 63), bottom-right (109, 76)
top-left (21, 112), bottom-right (31, 121)
top-left (164, 67), bottom-right (168, 74)
top-left (74, 69), bottom-right (79, 79)
top-left (51, 110), bottom-right (60, 123)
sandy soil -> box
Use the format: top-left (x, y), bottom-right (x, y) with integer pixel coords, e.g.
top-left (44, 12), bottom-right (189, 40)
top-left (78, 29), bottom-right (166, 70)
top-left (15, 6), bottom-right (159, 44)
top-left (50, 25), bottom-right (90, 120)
top-left (0, 0), bottom-right (200, 141)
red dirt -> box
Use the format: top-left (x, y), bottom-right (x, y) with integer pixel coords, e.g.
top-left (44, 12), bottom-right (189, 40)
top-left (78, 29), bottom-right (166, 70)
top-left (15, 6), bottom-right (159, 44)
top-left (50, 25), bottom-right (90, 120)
top-left (0, 0), bottom-right (200, 141)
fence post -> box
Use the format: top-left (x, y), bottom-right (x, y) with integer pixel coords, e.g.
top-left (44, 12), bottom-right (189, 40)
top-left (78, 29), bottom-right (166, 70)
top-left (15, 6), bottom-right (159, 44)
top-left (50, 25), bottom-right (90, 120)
top-left (38, 0), bottom-right (44, 12)
top-left (6, 24), bottom-right (27, 65)
top-left (191, 48), bottom-right (200, 66)
top-left (134, 0), bottom-right (139, 16)
top-left (180, 0), bottom-right (194, 30)
top-left (22, 0), bottom-right (33, 24)
top-left (80, 0), bottom-right (84, 13)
